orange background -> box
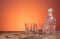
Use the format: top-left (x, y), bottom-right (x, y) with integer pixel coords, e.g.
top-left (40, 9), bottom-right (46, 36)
top-left (0, 0), bottom-right (60, 31)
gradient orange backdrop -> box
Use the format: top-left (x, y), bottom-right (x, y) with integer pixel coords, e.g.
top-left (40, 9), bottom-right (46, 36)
top-left (0, 0), bottom-right (60, 31)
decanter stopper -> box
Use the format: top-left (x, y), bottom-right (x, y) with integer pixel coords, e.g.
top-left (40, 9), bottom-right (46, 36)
top-left (48, 8), bottom-right (53, 14)
top-left (48, 8), bottom-right (53, 19)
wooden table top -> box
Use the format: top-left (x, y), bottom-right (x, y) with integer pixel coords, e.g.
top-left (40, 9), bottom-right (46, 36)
top-left (0, 31), bottom-right (60, 39)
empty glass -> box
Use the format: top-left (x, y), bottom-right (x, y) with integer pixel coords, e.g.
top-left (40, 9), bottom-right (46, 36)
top-left (24, 23), bottom-right (38, 34)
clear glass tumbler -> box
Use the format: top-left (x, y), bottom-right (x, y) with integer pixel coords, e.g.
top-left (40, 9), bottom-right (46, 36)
top-left (24, 23), bottom-right (38, 34)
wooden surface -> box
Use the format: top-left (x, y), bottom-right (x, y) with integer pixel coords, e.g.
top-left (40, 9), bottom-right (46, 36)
top-left (0, 31), bottom-right (60, 39)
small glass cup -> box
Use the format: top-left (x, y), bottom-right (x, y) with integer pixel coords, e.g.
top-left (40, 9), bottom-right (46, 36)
top-left (24, 23), bottom-right (38, 34)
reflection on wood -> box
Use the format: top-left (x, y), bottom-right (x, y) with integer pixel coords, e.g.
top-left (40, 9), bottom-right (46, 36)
top-left (0, 31), bottom-right (60, 39)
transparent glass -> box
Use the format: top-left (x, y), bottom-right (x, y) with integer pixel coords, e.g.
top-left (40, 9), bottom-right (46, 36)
top-left (24, 23), bottom-right (38, 34)
top-left (42, 8), bottom-right (56, 34)
top-left (42, 23), bottom-right (51, 34)
top-left (24, 23), bottom-right (41, 39)
top-left (42, 18), bottom-right (56, 34)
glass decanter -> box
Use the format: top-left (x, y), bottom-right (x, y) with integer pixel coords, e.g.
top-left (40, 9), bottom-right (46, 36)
top-left (42, 8), bottom-right (56, 34)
